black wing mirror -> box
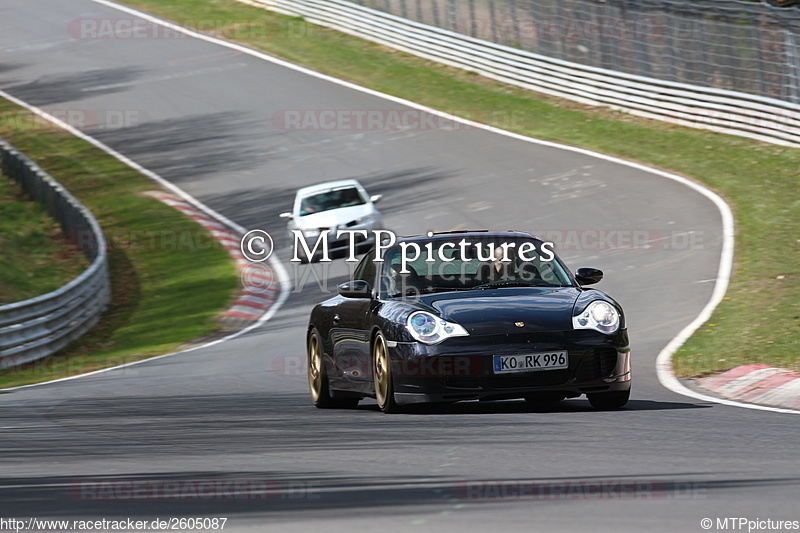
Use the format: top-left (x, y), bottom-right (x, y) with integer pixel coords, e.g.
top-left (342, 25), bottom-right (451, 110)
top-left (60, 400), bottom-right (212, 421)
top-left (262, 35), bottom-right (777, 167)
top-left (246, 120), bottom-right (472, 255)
top-left (575, 267), bottom-right (604, 286)
top-left (338, 280), bottom-right (372, 298)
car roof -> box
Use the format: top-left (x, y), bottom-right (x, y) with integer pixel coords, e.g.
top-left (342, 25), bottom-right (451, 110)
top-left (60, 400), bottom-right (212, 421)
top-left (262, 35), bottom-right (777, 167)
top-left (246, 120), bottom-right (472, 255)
top-left (296, 179), bottom-right (364, 197)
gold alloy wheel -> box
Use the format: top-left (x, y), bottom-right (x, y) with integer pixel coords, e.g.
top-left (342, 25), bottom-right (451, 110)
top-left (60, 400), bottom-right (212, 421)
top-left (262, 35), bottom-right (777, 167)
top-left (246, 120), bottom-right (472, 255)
top-left (308, 333), bottom-right (323, 402)
top-left (373, 333), bottom-right (389, 408)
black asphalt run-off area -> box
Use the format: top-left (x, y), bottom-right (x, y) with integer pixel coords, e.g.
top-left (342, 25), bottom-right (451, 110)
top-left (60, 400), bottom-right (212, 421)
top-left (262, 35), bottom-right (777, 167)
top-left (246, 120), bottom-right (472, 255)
top-left (1, 1), bottom-right (798, 532)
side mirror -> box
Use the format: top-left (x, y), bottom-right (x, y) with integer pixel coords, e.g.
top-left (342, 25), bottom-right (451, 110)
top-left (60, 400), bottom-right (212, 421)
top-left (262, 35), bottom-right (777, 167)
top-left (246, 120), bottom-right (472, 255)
top-left (575, 267), bottom-right (603, 286)
top-left (279, 212), bottom-right (293, 220)
top-left (369, 194), bottom-right (383, 204)
top-left (338, 280), bottom-right (372, 299)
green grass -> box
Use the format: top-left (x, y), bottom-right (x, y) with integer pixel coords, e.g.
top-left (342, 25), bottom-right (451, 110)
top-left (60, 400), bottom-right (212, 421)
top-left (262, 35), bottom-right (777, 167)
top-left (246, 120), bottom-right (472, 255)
top-left (0, 174), bottom-right (89, 304)
top-left (119, 0), bottom-right (800, 377)
top-left (0, 100), bottom-right (239, 389)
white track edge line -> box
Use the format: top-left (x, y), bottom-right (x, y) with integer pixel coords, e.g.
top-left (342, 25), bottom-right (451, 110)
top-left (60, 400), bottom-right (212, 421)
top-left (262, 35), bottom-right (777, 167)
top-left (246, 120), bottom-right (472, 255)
top-left (5, 0), bottom-right (793, 414)
top-left (0, 86), bottom-right (292, 392)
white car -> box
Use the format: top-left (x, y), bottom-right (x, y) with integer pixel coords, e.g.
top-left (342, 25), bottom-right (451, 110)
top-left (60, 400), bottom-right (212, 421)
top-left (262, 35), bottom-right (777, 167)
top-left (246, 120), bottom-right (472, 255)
top-left (280, 179), bottom-right (383, 262)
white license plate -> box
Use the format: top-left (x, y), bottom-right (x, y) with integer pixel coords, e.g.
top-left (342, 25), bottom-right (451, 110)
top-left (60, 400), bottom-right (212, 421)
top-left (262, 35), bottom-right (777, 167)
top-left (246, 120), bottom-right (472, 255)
top-left (493, 352), bottom-right (569, 374)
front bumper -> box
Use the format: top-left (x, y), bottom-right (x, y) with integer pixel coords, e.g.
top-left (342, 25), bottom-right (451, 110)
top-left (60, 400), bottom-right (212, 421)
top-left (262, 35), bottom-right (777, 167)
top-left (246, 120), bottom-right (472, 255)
top-left (386, 331), bottom-right (631, 405)
top-left (298, 220), bottom-right (382, 260)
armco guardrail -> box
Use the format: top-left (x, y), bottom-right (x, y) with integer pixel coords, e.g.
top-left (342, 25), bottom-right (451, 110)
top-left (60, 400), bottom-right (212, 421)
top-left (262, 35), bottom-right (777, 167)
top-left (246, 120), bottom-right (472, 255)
top-left (351, 0), bottom-right (800, 106)
top-left (257, 0), bottom-right (800, 147)
top-left (0, 140), bottom-right (110, 369)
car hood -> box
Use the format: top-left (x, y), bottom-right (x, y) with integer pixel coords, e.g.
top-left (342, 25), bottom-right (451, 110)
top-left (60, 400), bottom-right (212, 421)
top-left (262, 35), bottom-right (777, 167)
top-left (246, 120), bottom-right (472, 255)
top-left (294, 204), bottom-right (374, 230)
top-left (423, 287), bottom-right (580, 335)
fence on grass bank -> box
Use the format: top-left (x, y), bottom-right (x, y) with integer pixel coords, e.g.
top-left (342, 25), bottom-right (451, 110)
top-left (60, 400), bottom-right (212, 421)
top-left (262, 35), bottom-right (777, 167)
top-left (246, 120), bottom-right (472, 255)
top-left (257, 0), bottom-right (800, 146)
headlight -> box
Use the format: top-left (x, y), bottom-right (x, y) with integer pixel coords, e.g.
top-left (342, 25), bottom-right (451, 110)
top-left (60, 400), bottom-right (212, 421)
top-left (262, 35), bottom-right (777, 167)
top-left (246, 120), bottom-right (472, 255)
top-left (573, 301), bottom-right (620, 334)
top-left (407, 311), bottom-right (469, 345)
top-left (303, 228), bottom-right (321, 238)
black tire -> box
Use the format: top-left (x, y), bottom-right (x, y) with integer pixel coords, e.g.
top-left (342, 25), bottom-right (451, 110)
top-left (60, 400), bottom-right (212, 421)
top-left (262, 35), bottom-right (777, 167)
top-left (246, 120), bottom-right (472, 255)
top-left (587, 389), bottom-right (630, 410)
top-left (308, 329), bottom-right (359, 409)
top-left (373, 332), bottom-right (402, 414)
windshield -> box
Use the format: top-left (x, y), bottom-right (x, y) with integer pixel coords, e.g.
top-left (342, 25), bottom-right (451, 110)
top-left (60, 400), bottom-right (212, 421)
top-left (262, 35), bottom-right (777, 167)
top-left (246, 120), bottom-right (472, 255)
top-left (298, 186), bottom-right (366, 216)
top-left (379, 236), bottom-right (574, 297)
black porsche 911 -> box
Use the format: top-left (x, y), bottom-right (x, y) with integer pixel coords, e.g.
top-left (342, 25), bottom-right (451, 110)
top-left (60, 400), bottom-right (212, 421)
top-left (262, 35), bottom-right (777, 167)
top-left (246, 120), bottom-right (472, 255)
top-left (307, 230), bottom-right (631, 413)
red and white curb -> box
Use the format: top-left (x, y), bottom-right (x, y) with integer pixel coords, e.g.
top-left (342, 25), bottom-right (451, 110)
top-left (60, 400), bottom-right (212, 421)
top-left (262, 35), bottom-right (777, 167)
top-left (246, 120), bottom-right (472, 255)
top-left (147, 191), bottom-right (278, 328)
top-left (698, 364), bottom-right (800, 412)
top-left (0, 87), bottom-right (290, 391)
